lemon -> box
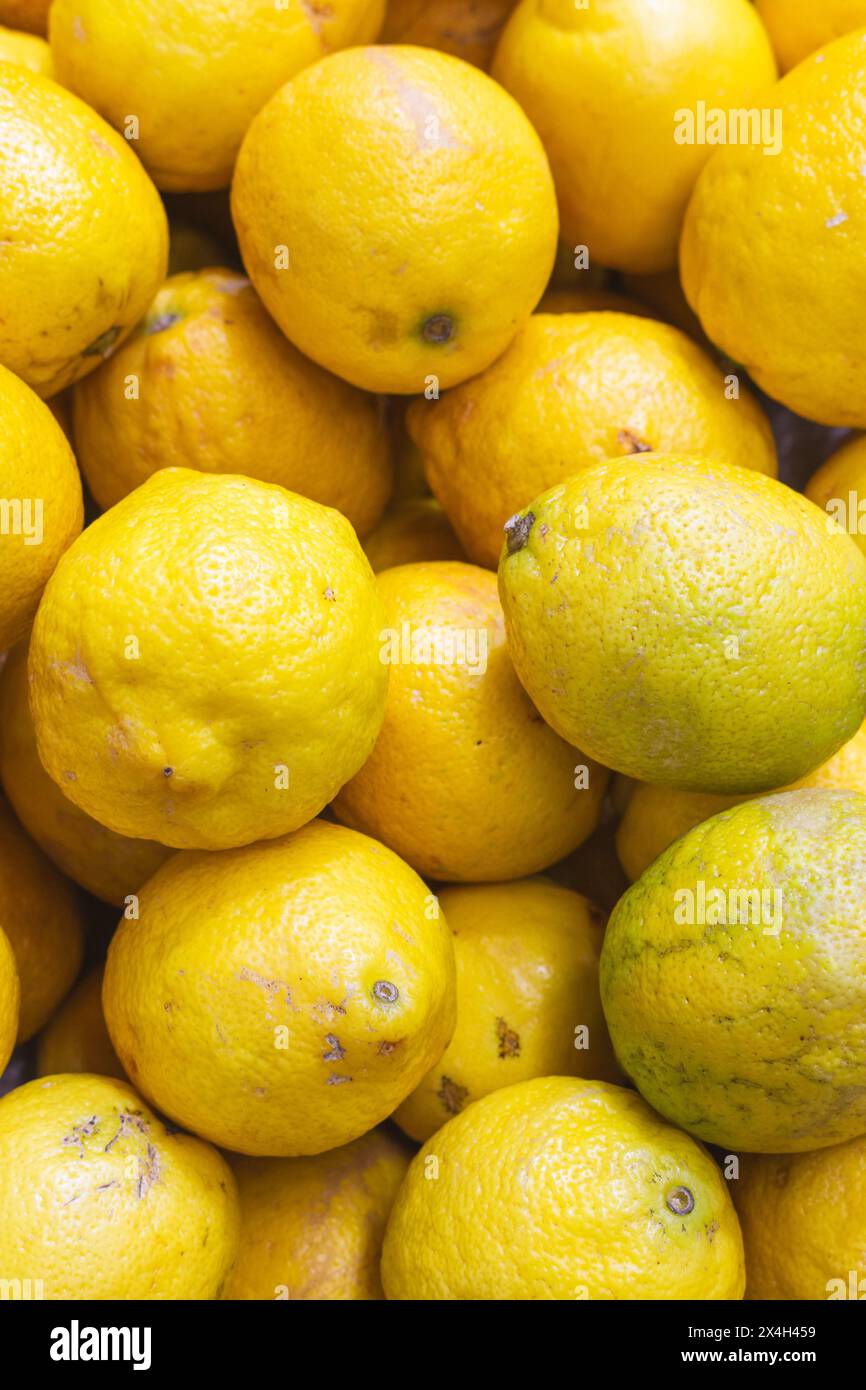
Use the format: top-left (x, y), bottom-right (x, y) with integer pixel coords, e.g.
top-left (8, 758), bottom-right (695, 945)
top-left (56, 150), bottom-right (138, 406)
top-left (224, 1127), bottom-right (412, 1299)
top-left (232, 44), bottom-right (558, 393)
top-left (103, 819), bottom-right (456, 1156)
top-left (498, 455), bottom-right (866, 792)
top-left (0, 1073), bottom-right (239, 1298)
top-left (334, 562), bottom-right (608, 881)
top-left (36, 967), bottom-right (125, 1081)
top-left (492, 0), bottom-right (776, 273)
top-left (0, 20), bottom-right (51, 72)
top-left (755, 0), bottom-right (866, 72)
top-left (681, 31), bottom-right (866, 426)
top-left (381, 0), bottom-right (514, 68)
top-left (805, 433), bottom-right (866, 557)
top-left (363, 498), bottom-right (466, 572)
top-left (0, 363), bottom-right (82, 649)
top-left (0, 926), bottom-right (18, 1077)
top-left (617, 720), bottom-right (866, 880)
top-left (72, 268), bottom-right (392, 536)
top-left (601, 788), bottom-right (866, 1153)
top-left (382, 1076), bottom-right (744, 1299)
top-left (29, 468), bottom-right (389, 851)
top-left (0, 63), bottom-right (167, 396)
top-left (49, 0), bottom-right (384, 191)
top-left (734, 1137), bottom-right (866, 1300)
top-left (0, 1), bottom-right (50, 34)
top-left (394, 879), bottom-right (619, 1142)
top-left (412, 312), bottom-right (776, 568)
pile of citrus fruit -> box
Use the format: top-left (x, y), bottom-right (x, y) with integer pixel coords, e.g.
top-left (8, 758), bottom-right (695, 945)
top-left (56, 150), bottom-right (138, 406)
top-left (1, 0), bottom-right (866, 1304)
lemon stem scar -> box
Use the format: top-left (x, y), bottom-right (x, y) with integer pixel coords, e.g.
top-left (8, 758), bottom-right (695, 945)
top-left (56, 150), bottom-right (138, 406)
top-left (504, 510), bottom-right (536, 555)
top-left (373, 980), bottom-right (399, 1003)
top-left (421, 314), bottom-right (454, 345)
top-left (83, 326), bottom-right (121, 357)
top-left (666, 1186), bottom-right (695, 1216)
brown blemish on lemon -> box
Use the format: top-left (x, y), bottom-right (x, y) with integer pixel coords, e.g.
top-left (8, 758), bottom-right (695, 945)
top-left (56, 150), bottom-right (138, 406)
top-left (437, 1075), bottom-right (469, 1115)
top-left (496, 1016), bottom-right (521, 1059)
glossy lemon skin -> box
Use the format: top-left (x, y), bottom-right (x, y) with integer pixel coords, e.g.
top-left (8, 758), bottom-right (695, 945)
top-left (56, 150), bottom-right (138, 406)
top-left (103, 820), bottom-right (456, 1157)
top-left (382, 1076), bottom-right (745, 1300)
top-left (602, 789), bottom-right (866, 1153)
top-left (0, 21), bottom-right (51, 72)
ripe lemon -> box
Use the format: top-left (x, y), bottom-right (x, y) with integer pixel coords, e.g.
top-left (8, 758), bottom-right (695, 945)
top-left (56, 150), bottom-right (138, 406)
top-left (29, 468), bottom-right (389, 851)
top-left (0, 1073), bottom-right (239, 1299)
top-left (0, 1), bottom-right (49, 33)
top-left (413, 313), bottom-right (776, 568)
top-left (334, 562), bottom-right (608, 880)
top-left (36, 967), bottom-right (125, 1081)
top-left (491, 0), bottom-right (776, 273)
top-left (394, 879), bottom-right (620, 1142)
top-left (0, 796), bottom-right (84, 1041)
top-left (601, 788), bottom-right (866, 1153)
top-left (0, 643), bottom-right (171, 904)
top-left (382, 1076), bottom-right (744, 1300)
top-left (0, 20), bottom-right (50, 71)
top-left (72, 268), bottom-right (392, 535)
top-left (224, 1127), bottom-right (412, 1299)
top-left (755, 0), bottom-right (866, 72)
top-left (363, 498), bottom-right (466, 572)
top-left (538, 288), bottom-right (648, 316)
top-left (498, 455), bottom-right (866, 792)
top-left (103, 819), bottom-right (456, 1156)
top-left (0, 64), bottom-right (167, 397)
top-left (381, 0), bottom-right (514, 68)
top-left (232, 45), bottom-right (558, 393)
top-left (0, 364), bottom-right (82, 649)
top-left (681, 31), bottom-right (866, 426)
top-left (734, 1137), bottom-right (866, 1300)
top-left (49, 0), bottom-right (384, 192)
top-left (0, 927), bottom-right (18, 1077)
top-left (805, 433), bottom-right (866, 557)
top-left (618, 720), bottom-right (866, 880)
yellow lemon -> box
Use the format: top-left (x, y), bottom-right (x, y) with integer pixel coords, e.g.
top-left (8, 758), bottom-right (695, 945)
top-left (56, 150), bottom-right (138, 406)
top-left (413, 313), bottom-right (776, 568)
top-left (618, 720), bottom-right (866, 880)
top-left (0, 0), bottom-right (49, 33)
top-left (755, 0), bottom-right (866, 72)
top-left (394, 879), bottom-right (620, 1142)
top-left (36, 967), bottom-right (125, 1081)
top-left (0, 926), bottom-right (18, 1076)
top-left (0, 796), bottom-right (84, 1041)
top-left (49, 0), bottom-right (384, 192)
top-left (498, 455), bottom-right (866, 792)
top-left (72, 268), bottom-right (392, 535)
top-left (601, 788), bottom-right (866, 1153)
top-left (734, 1138), bottom-right (866, 1300)
top-left (0, 643), bottom-right (171, 904)
top-left (381, 0), bottom-right (514, 68)
top-left (224, 1127), bottom-right (413, 1299)
top-left (29, 468), bottom-right (388, 850)
top-left (232, 45), bottom-right (558, 393)
top-left (805, 433), bottom-right (866, 556)
top-left (382, 1076), bottom-right (744, 1300)
top-left (492, 0), bottom-right (776, 273)
top-left (0, 364), bottom-right (82, 649)
top-left (681, 31), bottom-right (866, 427)
top-left (0, 20), bottom-right (50, 71)
top-left (0, 64), bottom-right (167, 397)
top-left (537, 288), bottom-right (649, 316)
top-left (363, 498), bottom-right (466, 572)
top-left (0, 1073), bottom-right (239, 1298)
top-left (334, 562), bottom-right (608, 880)
top-left (103, 819), bottom-right (456, 1156)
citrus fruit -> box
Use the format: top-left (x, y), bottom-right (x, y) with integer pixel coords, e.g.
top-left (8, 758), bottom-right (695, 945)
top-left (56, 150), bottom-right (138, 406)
top-left (805, 433), bottom-right (866, 557)
top-left (72, 267), bottom-right (392, 535)
top-left (224, 1126), bottom-right (413, 1299)
top-left (0, 643), bottom-right (171, 904)
top-left (492, 0), bottom-right (776, 273)
top-left (382, 1076), bottom-right (745, 1299)
top-left (28, 468), bottom-right (389, 850)
top-left (393, 879), bottom-right (619, 1142)
top-left (232, 44), bottom-right (558, 393)
top-left (498, 455), bottom-right (866, 792)
top-left (0, 63), bottom-right (167, 396)
top-left (0, 1073), bottom-right (239, 1298)
top-left (49, 0), bottom-right (385, 192)
top-left (363, 498), bottom-right (466, 572)
top-left (0, 1), bottom-right (50, 34)
top-left (103, 819), bottom-right (456, 1156)
top-left (0, 926), bottom-right (18, 1077)
top-left (755, 0), bottom-right (866, 72)
top-left (681, 31), bottom-right (866, 426)
top-left (617, 719), bottom-right (866, 880)
top-left (334, 562), bottom-right (608, 880)
top-left (601, 788), bottom-right (866, 1153)
top-left (36, 967), bottom-right (125, 1081)
top-left (0, 20), bottom-right (50, 71)
top-left (381, 0), bottom-right (514, 68)
top-left (412, 313), bottom-right (776, 568)
top-left (733, 1137), bottom-right (866, 1300)
top-left (0, 363), bottom-right (82, 649)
